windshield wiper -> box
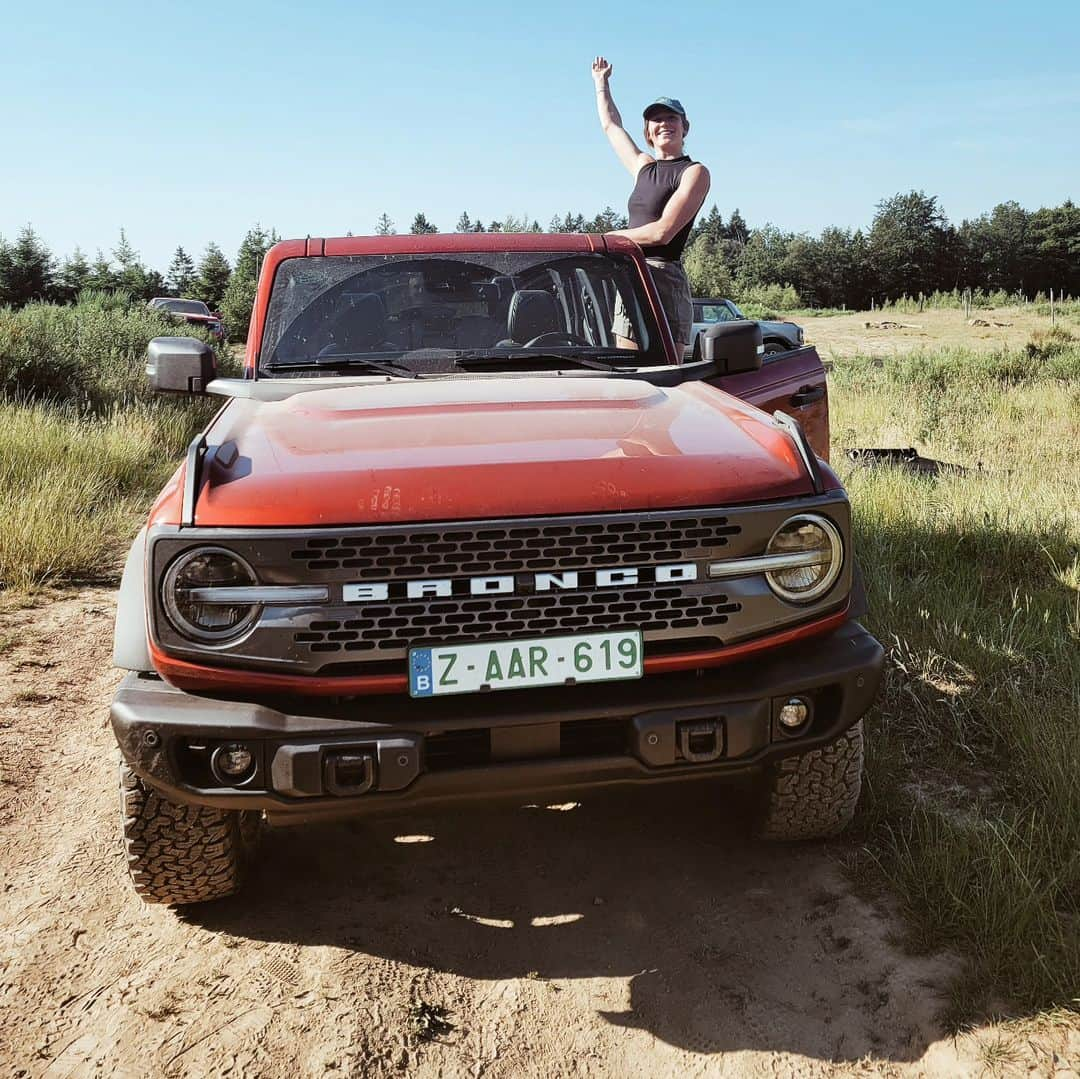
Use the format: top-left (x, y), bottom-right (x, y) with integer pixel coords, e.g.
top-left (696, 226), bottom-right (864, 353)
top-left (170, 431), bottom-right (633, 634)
top-left (452, 350), bottom-right (620, 372)
top-left (265, 354), bottom-right (419, 379)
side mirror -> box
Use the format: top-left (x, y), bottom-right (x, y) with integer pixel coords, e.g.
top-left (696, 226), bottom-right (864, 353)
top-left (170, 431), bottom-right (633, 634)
top-left (146, 337), bottom-right (217, 394)
top-left (695, 319), bottom-right (763, 375)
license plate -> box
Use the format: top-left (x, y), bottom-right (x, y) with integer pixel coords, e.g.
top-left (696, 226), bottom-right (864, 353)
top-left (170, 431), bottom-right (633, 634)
top-left (409, 629), bottom-right (643, 698)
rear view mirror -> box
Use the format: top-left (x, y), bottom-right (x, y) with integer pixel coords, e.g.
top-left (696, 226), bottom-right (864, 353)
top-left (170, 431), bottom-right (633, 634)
top-left (695, 320), bottom-right (763, 375)
top-left (146, 337), bottom-right (217, 394)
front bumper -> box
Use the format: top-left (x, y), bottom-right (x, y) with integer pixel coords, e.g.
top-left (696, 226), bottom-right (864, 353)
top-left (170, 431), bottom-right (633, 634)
top-left (112, 620), bottom-right (883, 824)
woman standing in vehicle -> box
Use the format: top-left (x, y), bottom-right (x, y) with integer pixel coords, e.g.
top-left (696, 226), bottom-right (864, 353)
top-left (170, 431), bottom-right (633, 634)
top-left (591, 56), bottom-right (710, 356)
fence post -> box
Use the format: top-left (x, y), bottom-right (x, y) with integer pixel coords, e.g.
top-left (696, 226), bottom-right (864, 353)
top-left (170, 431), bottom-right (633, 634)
top-left (1050, 288), bottom-right (1056, 326)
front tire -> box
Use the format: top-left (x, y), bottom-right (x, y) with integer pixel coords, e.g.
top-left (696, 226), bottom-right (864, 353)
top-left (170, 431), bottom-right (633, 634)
top-left (120, 764), bottom-right (261, 904)
top-left (756, 721), bottom-right (864, 840)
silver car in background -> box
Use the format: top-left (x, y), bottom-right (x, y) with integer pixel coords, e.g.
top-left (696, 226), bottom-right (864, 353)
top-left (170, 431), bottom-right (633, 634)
top-left (686, 298), bottom-right (804, 359)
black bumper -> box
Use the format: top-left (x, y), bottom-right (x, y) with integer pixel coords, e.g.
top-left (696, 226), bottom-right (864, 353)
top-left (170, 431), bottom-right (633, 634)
top-left (112, 621), bottom-right (883, 823)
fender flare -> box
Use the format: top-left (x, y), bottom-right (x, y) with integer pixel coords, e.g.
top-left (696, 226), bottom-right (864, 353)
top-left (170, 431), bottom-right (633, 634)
top-left (112, 526), bottom-right (152, 671)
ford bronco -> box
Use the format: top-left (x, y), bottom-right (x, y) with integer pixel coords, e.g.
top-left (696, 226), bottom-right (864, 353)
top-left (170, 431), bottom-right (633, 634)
top-left (112, 233), bottom-right (883, 904)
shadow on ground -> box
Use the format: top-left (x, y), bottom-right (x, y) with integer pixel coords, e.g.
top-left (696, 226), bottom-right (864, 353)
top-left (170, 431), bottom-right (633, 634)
top-left (189, 783), bottom-right (950, 1063)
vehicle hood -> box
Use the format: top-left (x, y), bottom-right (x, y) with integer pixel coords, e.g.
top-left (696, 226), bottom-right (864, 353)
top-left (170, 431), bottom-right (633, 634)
top-left (191, 377), bottom-right (812, 526)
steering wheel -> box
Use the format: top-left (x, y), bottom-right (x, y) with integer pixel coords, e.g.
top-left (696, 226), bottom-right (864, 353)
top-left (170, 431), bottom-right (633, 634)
top-left (522, 331), bottom-right (592, 348)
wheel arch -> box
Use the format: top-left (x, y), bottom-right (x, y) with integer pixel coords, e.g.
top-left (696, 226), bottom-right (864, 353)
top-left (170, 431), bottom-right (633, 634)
top-left (113, 526), bottom-right (152, 671)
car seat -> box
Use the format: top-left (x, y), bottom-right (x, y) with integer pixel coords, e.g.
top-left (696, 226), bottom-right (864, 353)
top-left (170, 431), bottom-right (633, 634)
top-left (318, 293), bottom-right (396, 355)
top-left (498, 289), bottom-right (561, 347)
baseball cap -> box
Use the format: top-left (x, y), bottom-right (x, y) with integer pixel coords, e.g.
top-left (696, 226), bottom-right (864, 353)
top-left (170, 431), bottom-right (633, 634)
top-left (643, 97), bottom-right (686, 119)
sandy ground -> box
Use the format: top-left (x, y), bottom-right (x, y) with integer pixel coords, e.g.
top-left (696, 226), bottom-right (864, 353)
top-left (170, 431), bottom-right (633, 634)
top-left (798, 306), bottom-right (1071, 360)
top-left (2, 590), bottom-right (1078, 1077)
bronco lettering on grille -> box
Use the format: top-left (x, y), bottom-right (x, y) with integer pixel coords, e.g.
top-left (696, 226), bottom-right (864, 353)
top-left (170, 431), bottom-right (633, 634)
top-left (342, 562), bottom-right (698, 604)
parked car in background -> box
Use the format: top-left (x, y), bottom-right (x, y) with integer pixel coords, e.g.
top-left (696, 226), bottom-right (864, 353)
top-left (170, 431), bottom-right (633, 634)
top-left (148, 298), bottom-right (226, 341)
top-left (687, 298), bottom-right (803, 359)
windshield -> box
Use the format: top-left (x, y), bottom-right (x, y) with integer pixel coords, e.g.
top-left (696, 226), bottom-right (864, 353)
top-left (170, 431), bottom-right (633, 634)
top-left (258, 251), bottom-right (666, 376)
top-left (162, 300), bottom-right (211, 316)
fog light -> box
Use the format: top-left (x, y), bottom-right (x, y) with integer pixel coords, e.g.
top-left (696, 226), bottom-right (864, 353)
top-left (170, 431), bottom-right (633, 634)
top-left (778, 698), bottom-right (810, 730)
top-left (211, 742), bottom-right (255, 783)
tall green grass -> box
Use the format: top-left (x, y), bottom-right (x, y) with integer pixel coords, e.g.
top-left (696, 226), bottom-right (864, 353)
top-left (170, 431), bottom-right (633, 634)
top-left (831, 335), bottom-right (1080, 1017)
top-left (0, 294), bottom-right (226, 588)
top-left (0, 399), bottom-right (214, 588)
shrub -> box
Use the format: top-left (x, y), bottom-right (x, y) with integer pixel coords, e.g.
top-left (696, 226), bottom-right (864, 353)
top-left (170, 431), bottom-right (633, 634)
top-left (732, 283), bottom-right (802, 319)
top-left (0, 295), bottom-right (228, 409)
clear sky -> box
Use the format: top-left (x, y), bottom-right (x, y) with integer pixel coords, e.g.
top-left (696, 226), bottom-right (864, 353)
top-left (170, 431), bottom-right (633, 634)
top-left (2, 0), bottom-right (1077, 271)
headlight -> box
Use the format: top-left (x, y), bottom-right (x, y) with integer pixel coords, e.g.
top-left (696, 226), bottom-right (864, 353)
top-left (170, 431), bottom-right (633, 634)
top-left (764, 514), bottom-right (842, 603)
top-left (162, 547), bottom-right (260, 642)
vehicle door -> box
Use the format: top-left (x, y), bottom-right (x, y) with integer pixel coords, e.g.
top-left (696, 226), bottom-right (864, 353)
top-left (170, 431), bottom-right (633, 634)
top-left (707, 344), bottom-right (830, 462)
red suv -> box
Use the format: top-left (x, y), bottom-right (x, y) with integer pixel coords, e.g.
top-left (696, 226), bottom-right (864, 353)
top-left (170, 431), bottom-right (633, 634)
top-left (113, 234), bottom-right (881, 905)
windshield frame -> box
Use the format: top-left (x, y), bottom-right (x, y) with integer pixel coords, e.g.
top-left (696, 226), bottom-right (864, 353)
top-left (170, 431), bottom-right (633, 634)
top-left (255, 249), bottom-right (670, 379)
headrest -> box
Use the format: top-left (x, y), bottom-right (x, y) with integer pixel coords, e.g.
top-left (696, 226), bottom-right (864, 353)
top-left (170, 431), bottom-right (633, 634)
top-left (508, 289), bottom-right (559, 344)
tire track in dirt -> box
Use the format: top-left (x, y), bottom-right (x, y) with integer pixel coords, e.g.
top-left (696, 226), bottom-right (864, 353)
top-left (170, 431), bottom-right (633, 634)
top-left (1, 588), bottom-right (1073, 1077)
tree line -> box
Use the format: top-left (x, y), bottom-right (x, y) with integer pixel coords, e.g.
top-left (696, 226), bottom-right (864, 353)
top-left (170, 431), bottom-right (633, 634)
top-left (682, 193), bottom-right (1078, 308)
top-left (1, 192), bottom-right (1075, 335)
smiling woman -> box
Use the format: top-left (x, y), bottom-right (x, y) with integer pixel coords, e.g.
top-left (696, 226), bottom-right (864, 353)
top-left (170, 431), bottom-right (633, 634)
top-left (590, 56), bottom-right (711, 355)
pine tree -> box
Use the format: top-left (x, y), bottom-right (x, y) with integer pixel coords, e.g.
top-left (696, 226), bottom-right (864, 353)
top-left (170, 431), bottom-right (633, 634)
top-left (725, 209), bottom-right (749, 245)
top-left (192, 242), bottom-right (232, 310)
top-left (57, 247), bottom-right (92, 302)
top-left (1, 226), bottom-right (55, 307)
top-left (455, 212), bottom-right (473, 233)
top-left (86, 250), bottom-right (118, 293)
top-left (112, 228), bottom-right (152, 299)
top-left (0, 237), bottom-right (13, 307)
top-left (166, 246), bottom-right (196, 296)
top-left (410, 213), bottom-right (438, 235)
top-left (375, 213), bottom-right (396, 236)
top-left (220, 225), bottom-right (279, 342)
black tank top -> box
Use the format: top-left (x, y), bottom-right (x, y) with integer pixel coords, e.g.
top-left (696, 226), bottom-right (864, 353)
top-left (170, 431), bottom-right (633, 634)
top-left (627, 155), bottom-right (698, 262)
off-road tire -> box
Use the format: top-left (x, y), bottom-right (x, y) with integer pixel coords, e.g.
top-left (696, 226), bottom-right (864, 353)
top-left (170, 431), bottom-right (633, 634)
top-left (120, 764), bottom-right (261, 905)
top-left (756, 721), bottom-right (864, 841)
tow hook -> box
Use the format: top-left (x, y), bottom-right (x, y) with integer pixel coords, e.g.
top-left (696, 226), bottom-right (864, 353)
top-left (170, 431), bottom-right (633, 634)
top-left (323, 751), bottom-right (376, 796)
top-left (677, 719), bottom-right (723, 763)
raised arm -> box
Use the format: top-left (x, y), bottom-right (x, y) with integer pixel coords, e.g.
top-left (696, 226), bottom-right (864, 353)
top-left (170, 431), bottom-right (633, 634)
top-left (592, 56), bottom-right (651, 177)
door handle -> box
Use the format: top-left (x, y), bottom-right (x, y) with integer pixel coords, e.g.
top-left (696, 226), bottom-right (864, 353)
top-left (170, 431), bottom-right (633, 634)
top-left (790, 384), bottom-right (825, 408)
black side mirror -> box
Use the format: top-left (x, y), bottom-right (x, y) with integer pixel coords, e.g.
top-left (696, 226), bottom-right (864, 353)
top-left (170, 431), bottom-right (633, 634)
top-left (146, 337), bottom-right (217, 394)
top-left (694, 319), bottom-right (763, 375)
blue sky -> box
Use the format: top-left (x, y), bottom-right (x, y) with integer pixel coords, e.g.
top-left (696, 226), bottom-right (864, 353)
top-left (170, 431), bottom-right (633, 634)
top-left (2, 0), bottom-right (1077, 270)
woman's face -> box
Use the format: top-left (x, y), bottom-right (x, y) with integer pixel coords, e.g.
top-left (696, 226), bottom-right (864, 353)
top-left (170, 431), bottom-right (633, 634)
top-left (645, 109), bottom-right (688, 152)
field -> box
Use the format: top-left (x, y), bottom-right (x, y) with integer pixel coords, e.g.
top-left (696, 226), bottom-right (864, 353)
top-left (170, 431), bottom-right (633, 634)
top-left (802, 303), bottom-right (1080, 359)
top-left (0, 301), bottom-right (1077, 1076)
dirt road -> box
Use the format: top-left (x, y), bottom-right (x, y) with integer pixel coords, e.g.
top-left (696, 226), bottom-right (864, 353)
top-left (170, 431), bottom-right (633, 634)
top-left (0, 590), bottom-right (1069, 1077)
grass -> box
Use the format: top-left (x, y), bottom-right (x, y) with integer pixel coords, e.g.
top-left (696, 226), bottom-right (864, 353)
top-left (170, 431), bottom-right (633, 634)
top-left (0, 298), bottom-right (1077, 1022)
top-left (0, 397), bottom-right (214, 589)
top-left (0, 294), bottom-right (230, 589)
top-left (831, 336), bottom-right (1080, 1018)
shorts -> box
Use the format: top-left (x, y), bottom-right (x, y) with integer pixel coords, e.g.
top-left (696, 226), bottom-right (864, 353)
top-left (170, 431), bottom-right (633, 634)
top-left (612, 258), bottom-right (693, 346)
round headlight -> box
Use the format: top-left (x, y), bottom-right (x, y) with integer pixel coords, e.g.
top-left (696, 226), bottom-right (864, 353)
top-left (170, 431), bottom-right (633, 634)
top-left (162, 547), bottom-right (259, 642)
top-left (764, 515), bottom-right (843, 604)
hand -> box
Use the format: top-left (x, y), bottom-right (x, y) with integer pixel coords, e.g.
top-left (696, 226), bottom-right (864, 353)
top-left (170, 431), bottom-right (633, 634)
top-left (592, 56), bottom-right (612, 87)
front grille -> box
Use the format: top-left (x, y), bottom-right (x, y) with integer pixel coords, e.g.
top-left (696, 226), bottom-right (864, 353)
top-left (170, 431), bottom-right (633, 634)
top-left (150, 497), bottom-right (853, 676)
top-left (289, 515), bottom-right (741, 577)
top-left (292, 588), bottom-right (740, 655)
